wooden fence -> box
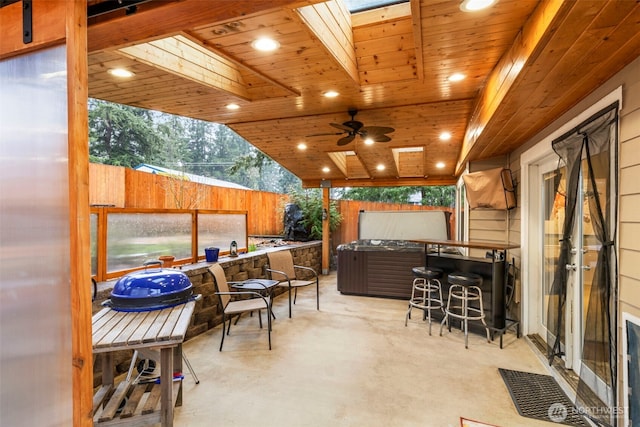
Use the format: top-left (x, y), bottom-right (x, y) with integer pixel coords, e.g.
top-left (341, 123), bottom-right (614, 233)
top-left (90, 163), bottom-right (455, 248)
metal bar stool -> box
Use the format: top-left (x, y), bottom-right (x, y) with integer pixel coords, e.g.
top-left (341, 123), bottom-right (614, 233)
top-left (440, 272), bottom-right (491, 348)
top-left (405, 266), bottom-right (444, 335)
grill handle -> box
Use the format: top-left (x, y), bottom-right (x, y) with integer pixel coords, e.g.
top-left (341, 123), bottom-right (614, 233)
top-left (143, 260), bottom-right (163, 271)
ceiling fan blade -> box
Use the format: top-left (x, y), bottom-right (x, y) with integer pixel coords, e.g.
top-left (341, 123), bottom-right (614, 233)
top-left (306, 132), bottom-right (344, 137)
top-left (371, 134), bottom-right (391, 142)
top-left (330, 122), bottom-right (354, 132)
top-left (337, 135), bottom-right (355, 146)
top-left (361, 126), bottom-right (395, 135)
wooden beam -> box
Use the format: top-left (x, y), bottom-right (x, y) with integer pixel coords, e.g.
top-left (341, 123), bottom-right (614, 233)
top-left (67, 1), bottom-right (93, 425)
top-left (322, 187), bottom-right (330, 275)
top-left (88, 0), bottom-right (324, 52)
top-left (410, 0), bottom-right (424, 82)
top-left (455, 0), bottom-right (568, 174)
top-left (302, 176), bottom-right (457, 188)
top-left (116, 34), bottom-right (252, 101)
top-left (0, 0), bottom-right (65, 59)
top-left (296, 0), bottom-right (359, 85)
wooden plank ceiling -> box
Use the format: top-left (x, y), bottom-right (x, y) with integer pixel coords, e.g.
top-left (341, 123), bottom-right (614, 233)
top-left (87, 0), bottom-right (640, 188)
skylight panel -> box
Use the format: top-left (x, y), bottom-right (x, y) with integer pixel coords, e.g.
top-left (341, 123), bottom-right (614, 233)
top-left (343, 0), bottom-right (408, 13)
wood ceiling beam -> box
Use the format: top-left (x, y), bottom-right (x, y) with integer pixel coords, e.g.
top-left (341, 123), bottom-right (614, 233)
top-left (88, 0), bottom-right (324, 52)
top-left (302, 176), bottom-right (457, 189)
top-left (455, 0), bottom-right (569, 174)
top-left (410, 0), bottom-right (424, 82)
top-left (116, 34), bottom-right (252, 101)
top-left (295, 0), bottom-right (359, 85)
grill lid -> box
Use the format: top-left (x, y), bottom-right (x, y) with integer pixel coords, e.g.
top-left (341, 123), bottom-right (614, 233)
top-left (106, 261), bottom-right (193, 312)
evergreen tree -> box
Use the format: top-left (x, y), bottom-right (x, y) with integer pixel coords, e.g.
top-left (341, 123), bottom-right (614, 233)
top-left (89, 99), bottom-right (166, 167)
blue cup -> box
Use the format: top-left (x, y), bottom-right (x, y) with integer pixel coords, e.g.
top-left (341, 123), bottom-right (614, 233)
top-left (205, 247), bottom-right (219, 262)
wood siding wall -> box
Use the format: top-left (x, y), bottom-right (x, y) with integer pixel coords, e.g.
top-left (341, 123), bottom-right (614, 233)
top-left (508, 55), bottom-right (640, 409)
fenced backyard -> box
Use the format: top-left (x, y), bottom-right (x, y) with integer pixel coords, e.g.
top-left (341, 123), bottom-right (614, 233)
top-left (90, 163), bottom-right (455, 280)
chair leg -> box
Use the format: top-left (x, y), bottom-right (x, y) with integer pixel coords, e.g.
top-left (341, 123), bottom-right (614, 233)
top-left (316, 280), bottom-right (319, 311)
top-left (293, 287), bottom-right (298, 304)
top-left (258, 309), bottom-right (263, 329)
top-left (267, 304), bottom-right (272, 350)
top-left (287, 286), bottom-right (293, 318)
top-left (219, 315), bottom-right (226, 351)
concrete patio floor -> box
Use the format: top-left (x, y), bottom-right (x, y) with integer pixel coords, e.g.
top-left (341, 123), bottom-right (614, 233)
top-left (174, 272), bottom-right (557, 427)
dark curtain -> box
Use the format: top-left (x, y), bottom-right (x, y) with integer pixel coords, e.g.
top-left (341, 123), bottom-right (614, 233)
top-left (548, 102), bottom-right (619, 426)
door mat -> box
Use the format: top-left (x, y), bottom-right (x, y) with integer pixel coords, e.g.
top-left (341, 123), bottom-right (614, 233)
top-left (498, 368), bottom-right (589, 426)
top-left (460, 417), bottom-right (499, 427)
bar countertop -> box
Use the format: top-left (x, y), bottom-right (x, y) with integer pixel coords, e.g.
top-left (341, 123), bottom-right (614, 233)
top-left (411, 239), bottom-right (520, 251)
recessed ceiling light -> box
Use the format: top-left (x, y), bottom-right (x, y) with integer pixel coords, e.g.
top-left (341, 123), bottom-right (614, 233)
top-left (297, 143), bottom-right (307, 150)
top-left (322, 166), bottom-right (330, 173)
top-left (226, 103), bottom-right (240, 110)
top-left (108, 68), bottom-right (134, 78)
top-left (439, 132), bottom-right (452, 141)
top-left (363, 138), bottom-right (375, 145)
top-left (323, 90), bottom-right (339, 98)
top-left (376, 164), bottom-right (385, 171)
top-left (448, 73), bottom-right (465, 82)
top-left (251, 37), bottom-right (280, 52)
top-left (459, 0), bottom-right (496, 12)
top-left (436, 162), bottom-right (445, 169)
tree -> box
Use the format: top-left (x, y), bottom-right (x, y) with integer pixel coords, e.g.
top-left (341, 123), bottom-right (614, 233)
top-left (338, 185), bottom-right (455, 207)
top-left (89, 99), bottom-right (169, 167)
top-left (88, 99), bottom-right (301, 192)
top-left (289, 189), bottom-right (342, 240)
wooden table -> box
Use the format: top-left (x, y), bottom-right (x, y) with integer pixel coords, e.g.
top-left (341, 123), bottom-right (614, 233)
top-left (92, 301), bottom-right (195, 426)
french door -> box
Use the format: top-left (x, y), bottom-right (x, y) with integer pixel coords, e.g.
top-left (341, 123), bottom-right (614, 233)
top-left (540, 157), bottom-right (612, 405)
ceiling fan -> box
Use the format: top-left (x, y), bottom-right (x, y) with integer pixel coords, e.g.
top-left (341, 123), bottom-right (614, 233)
top-left (307, 109), bottom-right (395, 146)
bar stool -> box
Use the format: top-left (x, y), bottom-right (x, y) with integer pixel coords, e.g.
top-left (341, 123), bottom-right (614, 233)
top-left (440, 272), bottom-right (491, 348)
top-left (405, 266), bottom-right (444, 335)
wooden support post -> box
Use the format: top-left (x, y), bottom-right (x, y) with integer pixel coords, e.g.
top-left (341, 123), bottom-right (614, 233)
top-left (322, 187), bottom-right (330, 275)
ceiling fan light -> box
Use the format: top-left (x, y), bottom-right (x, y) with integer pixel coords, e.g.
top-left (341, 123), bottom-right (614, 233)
top-left (460, 0), bottom-right (496, 12)
top-left (364, 138), bottom-right (375, 145)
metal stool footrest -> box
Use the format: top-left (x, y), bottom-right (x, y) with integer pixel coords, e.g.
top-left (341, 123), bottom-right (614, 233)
top-left (440, 272), bottom-right (491, 348)
top-left (405, 270), bottom-right (444, 335)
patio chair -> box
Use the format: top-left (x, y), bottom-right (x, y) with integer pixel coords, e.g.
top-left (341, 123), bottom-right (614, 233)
top-left (209, 264), bottom-right (272, 351)
top-left (266, 250), bottom-right (319, 318)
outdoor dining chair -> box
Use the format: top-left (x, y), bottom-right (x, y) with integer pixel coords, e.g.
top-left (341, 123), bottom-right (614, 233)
top-left (266, 250), bottom-right (319, 318)
top-left (209, 264), bottom-right (272, 350)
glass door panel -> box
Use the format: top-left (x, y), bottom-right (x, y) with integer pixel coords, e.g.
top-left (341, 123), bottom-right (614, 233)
top-left (542, 167), bottom-right (566, 348)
